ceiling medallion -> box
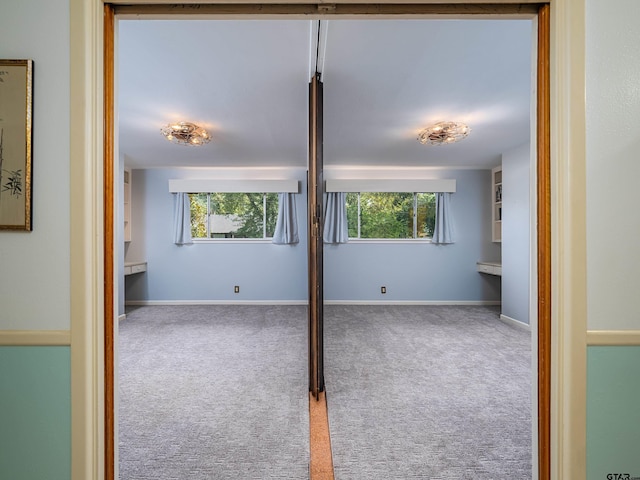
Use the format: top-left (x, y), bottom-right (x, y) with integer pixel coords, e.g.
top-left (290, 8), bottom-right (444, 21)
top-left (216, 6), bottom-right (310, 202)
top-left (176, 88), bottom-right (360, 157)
top-left (417, 121), bottom-right (470, 146)
top-left (160, 122), bottom-right (211, 146)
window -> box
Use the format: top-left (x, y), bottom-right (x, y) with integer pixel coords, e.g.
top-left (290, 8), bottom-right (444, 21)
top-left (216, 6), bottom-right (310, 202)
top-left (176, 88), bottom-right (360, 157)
top-left (189, 192), bottom-right (278, 239)
top-left (346, 192), bottom-right (436, 240)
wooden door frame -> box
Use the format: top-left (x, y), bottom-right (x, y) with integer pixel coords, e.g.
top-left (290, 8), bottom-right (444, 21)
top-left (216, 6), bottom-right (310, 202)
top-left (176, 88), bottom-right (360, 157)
top-left (100, 3), bottom-right (558, 479)
top-left (104, 8), bottom-right (116, 480)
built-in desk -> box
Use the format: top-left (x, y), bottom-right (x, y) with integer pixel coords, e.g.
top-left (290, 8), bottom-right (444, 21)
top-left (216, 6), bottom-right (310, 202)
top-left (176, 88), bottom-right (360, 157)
top-left (477, 261), bottom-right (502, 276)
top-left (124, 261), bottom-right (147, 276)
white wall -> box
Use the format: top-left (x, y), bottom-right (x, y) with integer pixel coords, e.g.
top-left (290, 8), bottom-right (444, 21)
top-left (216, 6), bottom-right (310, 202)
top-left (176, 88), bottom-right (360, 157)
top-left (501, 143), bottom-right (531, 324)
top-left (0, 0), bottom-right (70, 330)
top-left (585, 2), bottom-right (640, 477)
top-left (0, 2), bottom-right (72, 478)
top-left (586, 0), bottom-right (640, 331)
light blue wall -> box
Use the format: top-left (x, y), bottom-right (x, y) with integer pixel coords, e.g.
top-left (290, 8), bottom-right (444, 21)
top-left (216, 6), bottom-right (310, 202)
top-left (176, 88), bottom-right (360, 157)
top-left (501, 143), bottom-right (531, 324)
top-left (129, 168), bottom-right (499, 303)
top-left (324, 169), bottom-right (501, 302)
top-left (125, 168), bottom-right (309, 302)
top-left (118, 155), bottom-right (126, 316)
top-left (0, 347), bottom-right (71, 480)
top-left (587, 347), bottom-right (640, 479)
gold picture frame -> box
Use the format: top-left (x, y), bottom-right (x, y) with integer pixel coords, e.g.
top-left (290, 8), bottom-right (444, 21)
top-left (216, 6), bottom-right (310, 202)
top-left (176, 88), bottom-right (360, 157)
top-left (0, 59), bottom-right (33, 231)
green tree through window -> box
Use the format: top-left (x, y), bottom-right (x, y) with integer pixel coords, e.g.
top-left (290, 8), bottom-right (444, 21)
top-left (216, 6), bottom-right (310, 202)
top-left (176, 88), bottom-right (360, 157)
top-left (189, 192), bottom-right (278, 239)
top-left (416, 193), bottom-right (436, 238)
top-left (346, 192), bottom-right (436, 239)
top-left (190, 193), bottom-right (208, 238)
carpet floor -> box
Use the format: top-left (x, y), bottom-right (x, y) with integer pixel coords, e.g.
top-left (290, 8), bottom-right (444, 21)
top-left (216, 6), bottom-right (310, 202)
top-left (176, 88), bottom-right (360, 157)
top-left (118, 305), bottom-right (309, 480)
top-left (324, 305), bottom-right (532, 480)
top-left (119, 304), bottom-right (532, 479)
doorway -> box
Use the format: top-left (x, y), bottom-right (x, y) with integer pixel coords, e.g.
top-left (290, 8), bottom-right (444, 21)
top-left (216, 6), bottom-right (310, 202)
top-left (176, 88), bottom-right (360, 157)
top-left (105, 4), bottom-right (550, 479)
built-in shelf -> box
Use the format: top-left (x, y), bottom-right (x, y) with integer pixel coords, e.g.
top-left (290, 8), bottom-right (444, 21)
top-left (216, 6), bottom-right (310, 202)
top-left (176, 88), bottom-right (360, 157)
top-left (124, 261), bottom-right (147, 276)
top-left (492, 165), bottom-right (502, 243)
top-left (477, 261), bottom-right (502, 276)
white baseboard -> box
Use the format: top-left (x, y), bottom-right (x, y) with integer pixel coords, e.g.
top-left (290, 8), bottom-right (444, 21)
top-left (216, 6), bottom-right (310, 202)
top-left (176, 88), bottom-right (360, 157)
top-left (125, 300), bottom-right (308, 306)
top-left (499, 314), bottom-right (531, 331)
top-left (125, 299), bottom-right (501, 307)
top-left (118, 314), bottom-right (126, 322)
top-left (324, 300), bottom-right (501, 306)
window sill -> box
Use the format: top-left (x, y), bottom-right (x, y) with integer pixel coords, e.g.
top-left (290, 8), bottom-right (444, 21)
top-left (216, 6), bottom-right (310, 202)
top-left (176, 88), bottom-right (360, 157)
top-left (192, 238), bottom-right (274, 244)
top-left (340, 239), bottom-right (433, 245)
top-left (191, 238), bottom-right (434, 245)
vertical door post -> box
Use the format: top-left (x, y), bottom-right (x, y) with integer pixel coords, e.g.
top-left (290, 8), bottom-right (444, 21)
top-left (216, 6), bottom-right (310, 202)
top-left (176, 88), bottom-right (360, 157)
top-left (308, 73), bottom-right (324, 399)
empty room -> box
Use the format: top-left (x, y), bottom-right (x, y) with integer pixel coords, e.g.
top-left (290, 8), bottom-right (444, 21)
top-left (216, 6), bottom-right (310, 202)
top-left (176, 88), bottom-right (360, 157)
top-left (115, 15), bottom-right (536, 479)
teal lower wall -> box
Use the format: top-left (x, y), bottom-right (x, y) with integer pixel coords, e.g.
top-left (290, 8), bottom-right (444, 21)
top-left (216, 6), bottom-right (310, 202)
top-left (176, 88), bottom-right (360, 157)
top-left (587, 346), bottom-right (640, 480)
top-left (0, 346), bottom-right (71, 480)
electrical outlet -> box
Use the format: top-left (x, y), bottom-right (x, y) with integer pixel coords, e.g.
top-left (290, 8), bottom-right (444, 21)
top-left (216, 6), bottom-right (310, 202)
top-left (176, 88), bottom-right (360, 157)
top-left (234, 286), bottom-right (240, 293)
top-left (381, 286), bottom-right (386, 294)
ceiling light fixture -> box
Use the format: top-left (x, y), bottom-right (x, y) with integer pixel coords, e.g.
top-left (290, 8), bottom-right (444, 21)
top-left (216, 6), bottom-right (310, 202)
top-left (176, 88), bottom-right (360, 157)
top-left (160, 122), bottom-right (211, 146)
top-left (417, 121), bottom-right (470, 146)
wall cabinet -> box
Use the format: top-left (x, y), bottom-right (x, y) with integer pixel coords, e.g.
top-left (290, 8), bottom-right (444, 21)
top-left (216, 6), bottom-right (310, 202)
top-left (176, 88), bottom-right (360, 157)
top-left (492, 165), bottom-right (502, 243)
top-left (124, 168), bottom-right (131, 242)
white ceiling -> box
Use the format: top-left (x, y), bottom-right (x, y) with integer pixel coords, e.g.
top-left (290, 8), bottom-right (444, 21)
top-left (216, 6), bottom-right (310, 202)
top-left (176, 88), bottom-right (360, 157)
top-left (117, 18), bottom-right (533, 169)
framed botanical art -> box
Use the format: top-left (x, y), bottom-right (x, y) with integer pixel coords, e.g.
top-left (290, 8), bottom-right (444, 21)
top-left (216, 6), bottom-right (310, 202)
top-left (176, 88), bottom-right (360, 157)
top-left (0, 59), bottom-right (33, 231)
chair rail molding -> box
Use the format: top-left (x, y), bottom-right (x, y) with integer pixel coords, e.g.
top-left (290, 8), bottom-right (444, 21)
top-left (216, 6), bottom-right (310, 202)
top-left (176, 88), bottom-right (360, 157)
top-left (0, 330), bottom-right (71, 346)
top-left (586, 331), bottom-right (640, 346)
